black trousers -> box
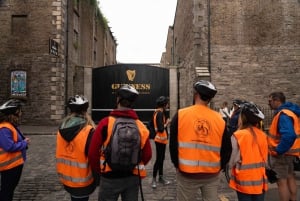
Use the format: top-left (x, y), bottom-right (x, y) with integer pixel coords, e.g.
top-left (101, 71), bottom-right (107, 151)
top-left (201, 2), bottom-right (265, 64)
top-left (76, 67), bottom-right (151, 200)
top-left (152, 142), bottom-right (166, 178)
top-left (0, 165), bottom-right (23, 201)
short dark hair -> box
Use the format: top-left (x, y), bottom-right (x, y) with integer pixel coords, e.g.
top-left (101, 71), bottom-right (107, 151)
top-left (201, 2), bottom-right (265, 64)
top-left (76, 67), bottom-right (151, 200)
top-left (269, 92), bottom-right (286, 103)
top-left (118, 99), bottom-right (133, 108)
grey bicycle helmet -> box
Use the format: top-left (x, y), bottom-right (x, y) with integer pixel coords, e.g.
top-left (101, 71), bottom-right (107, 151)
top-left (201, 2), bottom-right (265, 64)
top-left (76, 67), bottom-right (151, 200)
top-left (0, 99), bottom-right (24, 115)
top-left (193, 80), bottom-right (217, 100)
top-left (116, 85), bottom-right (139, 102)
top-left (240, 102), bottom-right (264, 124)
top-left (68, 95), bottom-right (89, 112)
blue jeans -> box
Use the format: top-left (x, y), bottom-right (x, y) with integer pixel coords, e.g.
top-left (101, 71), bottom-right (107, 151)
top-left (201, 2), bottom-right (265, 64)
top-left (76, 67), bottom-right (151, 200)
top-left (236, 191), bottom-right (265, 201)
top-left (98, 175), bottom-right (139, 201)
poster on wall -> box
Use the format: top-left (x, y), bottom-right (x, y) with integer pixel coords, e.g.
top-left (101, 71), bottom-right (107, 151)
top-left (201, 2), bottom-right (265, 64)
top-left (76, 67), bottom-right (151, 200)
top-left (11, 70), bottom-right (27, 97)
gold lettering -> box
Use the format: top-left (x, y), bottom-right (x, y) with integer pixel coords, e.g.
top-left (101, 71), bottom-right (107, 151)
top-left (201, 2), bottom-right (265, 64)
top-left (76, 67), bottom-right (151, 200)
top-left (111, 83), bottom-right (151, 91)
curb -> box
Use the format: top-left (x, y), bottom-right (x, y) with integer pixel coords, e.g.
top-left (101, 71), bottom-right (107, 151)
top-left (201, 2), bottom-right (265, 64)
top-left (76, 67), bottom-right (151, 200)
top-left (20, 126), bottom-right (58, 135)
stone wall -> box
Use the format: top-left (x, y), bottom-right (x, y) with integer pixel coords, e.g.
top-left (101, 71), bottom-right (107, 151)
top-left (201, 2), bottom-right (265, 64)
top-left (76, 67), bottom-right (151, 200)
top-left (168, 0), bottom-right (300, 118)
top-left (210, 0), bottom-right (300, 109)
top-left (0, 0), bottom-right (117, 125)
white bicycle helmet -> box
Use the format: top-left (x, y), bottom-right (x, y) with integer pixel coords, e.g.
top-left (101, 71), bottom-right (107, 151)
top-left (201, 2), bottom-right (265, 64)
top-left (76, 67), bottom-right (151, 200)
top-left (116, 85), bottom-right (139, 102)
top-left (193, 80), bottom-right (217, 100)
top-left (0, 99), bottom-right (24, 115)
top-left (68, 95), bottom-right (89, 112)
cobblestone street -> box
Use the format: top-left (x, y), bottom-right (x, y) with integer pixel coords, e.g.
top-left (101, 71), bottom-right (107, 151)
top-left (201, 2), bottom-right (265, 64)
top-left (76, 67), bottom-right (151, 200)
top-left (10, 127), bottom-right (300, 201)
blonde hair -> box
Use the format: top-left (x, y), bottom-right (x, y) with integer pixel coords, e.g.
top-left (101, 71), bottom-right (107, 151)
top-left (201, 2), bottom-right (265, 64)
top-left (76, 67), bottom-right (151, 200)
top-left (66, 112), bottom-right (96, 128)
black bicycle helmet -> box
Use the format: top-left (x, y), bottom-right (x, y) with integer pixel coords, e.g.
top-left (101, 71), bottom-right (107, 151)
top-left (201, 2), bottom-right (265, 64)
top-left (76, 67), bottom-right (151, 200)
top-left (0, 99), bottom-right (24, 115)
top-left (156, 96), bottom-right (169, 107)
top-left (116, 85), bottom-right (139, 102)
top-left (193, 80), bottom-right (217, 100)
top-left (68, 95), bottom-right (89, 113)
top-left (233, 99), bottom-right (245, 107)
top-left (240, 102), bottom-right (264, 124)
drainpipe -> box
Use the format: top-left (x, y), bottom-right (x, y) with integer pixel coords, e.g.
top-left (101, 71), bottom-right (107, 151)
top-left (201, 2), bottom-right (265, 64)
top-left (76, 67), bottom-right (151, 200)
top-left (172, 27), bottom-right (180, 110)
top-left (207, 0), bottom-right (211, 74)
top-left (64, 0), bottom-right (69, 116)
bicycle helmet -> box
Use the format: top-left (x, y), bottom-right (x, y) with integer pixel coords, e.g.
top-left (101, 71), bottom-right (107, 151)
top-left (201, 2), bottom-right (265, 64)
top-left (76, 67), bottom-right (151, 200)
top-left (156, 96), bottom-right (169, 107)
top-left (233, 99), bottom-right (244, 107)
top-left (0, 99), bottom-right (24, 115)
top-left (193, 80), bottom-right (217, 100)
top-left (68, 95), bottom-right (89, 112)
top-left (116, 85), bottom-right (139, 102)
top-left (240, 102), bottom-right (264, 124)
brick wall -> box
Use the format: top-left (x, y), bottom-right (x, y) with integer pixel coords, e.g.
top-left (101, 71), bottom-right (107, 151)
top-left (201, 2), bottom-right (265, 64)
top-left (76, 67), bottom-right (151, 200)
top-left (0, 0), bottom-right (117, 125)
top-left (168, 0), bottom-right (300, 126)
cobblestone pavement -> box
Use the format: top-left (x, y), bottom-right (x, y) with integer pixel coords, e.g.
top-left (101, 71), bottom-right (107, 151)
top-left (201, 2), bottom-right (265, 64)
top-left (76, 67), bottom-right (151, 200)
top-left (11, 127), bottom-right (300, 201)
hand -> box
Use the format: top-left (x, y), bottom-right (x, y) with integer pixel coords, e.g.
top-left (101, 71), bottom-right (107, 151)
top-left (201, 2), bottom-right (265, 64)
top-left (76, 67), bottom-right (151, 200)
top-left (24, 137), bottom-right (30, 145)
top-left (165, 118), bottom-right (171, 126)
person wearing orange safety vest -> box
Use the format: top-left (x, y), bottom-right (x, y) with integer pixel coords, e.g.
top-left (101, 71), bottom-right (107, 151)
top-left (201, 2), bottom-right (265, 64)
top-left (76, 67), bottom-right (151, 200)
top-left (151, 96), bottom-right (171, 189)
top-left (228, 102), bottom-right (268, 201)
top-left (169, 80), bottom-right (231, 201)
top-left (0, 99), bottom-right (29, 201)
top-left (88, 85), bottom-right (152, 201)
top-left (267, 92), bottom-right (300, 201)
top-left (56, 95), bottom-right (97, 201)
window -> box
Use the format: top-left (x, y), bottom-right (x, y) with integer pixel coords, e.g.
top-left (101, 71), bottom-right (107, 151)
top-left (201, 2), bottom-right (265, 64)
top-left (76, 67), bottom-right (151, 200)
top-left (12, 15), bottom-right (27, 36)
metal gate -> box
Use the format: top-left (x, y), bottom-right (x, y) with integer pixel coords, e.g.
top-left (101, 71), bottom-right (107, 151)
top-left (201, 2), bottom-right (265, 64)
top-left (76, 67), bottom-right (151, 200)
top-left (92, 64), bottom-right (169, 122)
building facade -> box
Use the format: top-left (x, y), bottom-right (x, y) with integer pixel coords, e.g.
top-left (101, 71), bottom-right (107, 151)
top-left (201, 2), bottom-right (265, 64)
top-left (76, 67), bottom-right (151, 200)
top-left (162, 0), bottom-right (300, 119)
top-left (0, 0), bottom-right (117, 125)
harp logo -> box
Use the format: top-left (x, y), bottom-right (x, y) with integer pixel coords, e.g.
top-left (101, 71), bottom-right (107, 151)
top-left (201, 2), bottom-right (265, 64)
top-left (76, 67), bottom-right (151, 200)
top-left (126, 70), bottom-right (136, 81)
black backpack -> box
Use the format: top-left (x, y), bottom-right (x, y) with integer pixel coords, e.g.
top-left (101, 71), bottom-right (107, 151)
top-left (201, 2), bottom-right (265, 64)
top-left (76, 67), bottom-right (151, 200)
top-left (104, 117), bottom-right (141, 172)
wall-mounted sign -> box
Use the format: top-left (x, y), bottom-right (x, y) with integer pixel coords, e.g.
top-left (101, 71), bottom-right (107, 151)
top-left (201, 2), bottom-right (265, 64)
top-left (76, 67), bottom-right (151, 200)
top-left (11, 70), bottom-right (26, 97)
top-left (49, 39), bottom-right (58, 56)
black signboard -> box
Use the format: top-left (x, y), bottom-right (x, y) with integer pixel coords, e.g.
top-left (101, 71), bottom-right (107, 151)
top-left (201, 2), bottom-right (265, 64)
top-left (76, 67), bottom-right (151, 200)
top-left (92, 64), bottom-right (169, 122)
top-left (49, 39), bottom-right (58, 56)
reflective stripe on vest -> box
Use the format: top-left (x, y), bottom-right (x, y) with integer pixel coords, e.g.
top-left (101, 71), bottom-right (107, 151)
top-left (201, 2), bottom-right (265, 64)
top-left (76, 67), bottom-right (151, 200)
top-left (0, 122), bottom-right (24, 171)
top-left (56, 158), bottom-right (89, 168)
top-left (178, 105), bottom-right (224, 173)
top-left (268, 109), bottom-right (300, 156)
top-left (154, 109), bottom-right (168, 144)
top-left (231, 175), bottom-right (268, 187)
top-left (56, 125), bottom-right (94, 187)
top-left (229, 127), bottom-right (268, 194)
top-left (99, 116), bottom-right (148, 177)
top-left (57, 172), bottom-right (93, 183)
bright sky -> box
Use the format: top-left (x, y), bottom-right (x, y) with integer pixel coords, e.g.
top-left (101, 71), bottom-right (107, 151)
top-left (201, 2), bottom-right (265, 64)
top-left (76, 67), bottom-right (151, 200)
top-left (98, 0), bottom-right (177, 64)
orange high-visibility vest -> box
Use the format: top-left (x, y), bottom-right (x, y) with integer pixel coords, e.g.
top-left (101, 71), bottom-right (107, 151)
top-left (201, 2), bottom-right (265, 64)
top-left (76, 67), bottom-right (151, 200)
top-left (229, 127), bottom-right (268, 194)
top-left (154, 109), bottom-right (168, 144)
top-left (100, 116), bottom-right (148, 178)
top-left (0, 122), bottom-right (24, 171)
top-left (56, 125), bottom-right (94, 187)
top-left (268, 109), bottom-right (300, 156)
top-left (178, 104), bottom-right (225, 173)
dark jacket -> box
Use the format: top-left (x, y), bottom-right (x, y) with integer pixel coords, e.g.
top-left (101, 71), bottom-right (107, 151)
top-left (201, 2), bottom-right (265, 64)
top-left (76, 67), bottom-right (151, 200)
top-left (228, 109), bottom-right (241, 135)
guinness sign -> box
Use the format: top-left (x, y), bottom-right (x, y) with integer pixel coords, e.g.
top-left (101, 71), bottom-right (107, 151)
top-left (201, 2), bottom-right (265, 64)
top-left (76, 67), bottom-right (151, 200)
top-left (92, 64), bottom-right (169, 122)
